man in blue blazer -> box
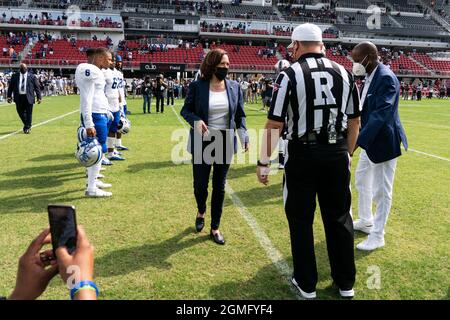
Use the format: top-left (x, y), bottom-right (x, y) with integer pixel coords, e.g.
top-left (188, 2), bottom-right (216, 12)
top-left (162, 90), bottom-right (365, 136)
top-left (351, 42), bottom-right (408, 251)
top-left (7, 63), bottom-right (42, 134)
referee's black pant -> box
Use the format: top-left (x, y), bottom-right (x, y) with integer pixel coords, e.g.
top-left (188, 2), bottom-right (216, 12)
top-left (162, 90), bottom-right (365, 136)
top-left (16, 94), bottom-right (33, 130)
top-left (284, 139), bottom-right (355, 292)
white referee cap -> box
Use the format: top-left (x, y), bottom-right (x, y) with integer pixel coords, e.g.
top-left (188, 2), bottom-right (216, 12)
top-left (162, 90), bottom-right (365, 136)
top-left (288, 23), bottom-right (323, 48)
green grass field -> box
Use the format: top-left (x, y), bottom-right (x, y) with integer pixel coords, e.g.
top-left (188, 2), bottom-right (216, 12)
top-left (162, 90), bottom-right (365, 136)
top-left (0, 95), bottom-right (448, 300)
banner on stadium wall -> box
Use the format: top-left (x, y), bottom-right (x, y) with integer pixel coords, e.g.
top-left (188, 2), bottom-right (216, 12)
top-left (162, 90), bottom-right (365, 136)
top-left (140, 63), bottom-right (186, 73)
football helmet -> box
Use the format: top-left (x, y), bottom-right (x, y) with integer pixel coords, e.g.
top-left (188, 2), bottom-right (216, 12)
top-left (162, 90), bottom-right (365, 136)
top-left (118, 116), bottom-right (131, 134)
top-left (77, 126), bottom-right (87, 143)
top-left (75, 137), bottom-right (102, 167)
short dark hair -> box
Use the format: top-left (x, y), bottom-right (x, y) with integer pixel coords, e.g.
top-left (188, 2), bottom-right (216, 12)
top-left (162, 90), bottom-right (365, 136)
top-left (86, 47), bottom-right (110, 58)
top-left (200, 48), bottom-right (227, 81)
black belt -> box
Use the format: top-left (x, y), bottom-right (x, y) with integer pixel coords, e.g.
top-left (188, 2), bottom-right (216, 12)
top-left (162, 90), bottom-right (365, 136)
top-left (295, 132), bottom-right (346, 145)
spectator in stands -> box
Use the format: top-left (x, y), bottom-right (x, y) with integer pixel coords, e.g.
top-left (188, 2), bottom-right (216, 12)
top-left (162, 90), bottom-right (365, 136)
top-left (11, 51), bottom-right (18, 63)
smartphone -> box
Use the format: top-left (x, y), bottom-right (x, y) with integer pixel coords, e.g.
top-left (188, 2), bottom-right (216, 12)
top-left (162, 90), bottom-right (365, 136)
top-left (48, 204), bottom-right (77, 256)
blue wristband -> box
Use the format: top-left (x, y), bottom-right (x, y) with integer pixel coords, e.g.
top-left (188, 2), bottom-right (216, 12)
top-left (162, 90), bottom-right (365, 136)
top-left (70, 281), bottom-right (99, 300)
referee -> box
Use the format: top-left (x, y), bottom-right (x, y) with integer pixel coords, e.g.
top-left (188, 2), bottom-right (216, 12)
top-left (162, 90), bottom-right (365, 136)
top-left (256, 23), bottom-right (361, 299)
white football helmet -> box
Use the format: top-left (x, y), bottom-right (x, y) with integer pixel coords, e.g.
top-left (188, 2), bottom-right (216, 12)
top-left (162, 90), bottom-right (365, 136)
top-left (75, 138), bottom-right (102, 167)
top-left (118, 116), bottom-right (131, 134)
top-left (77, 126), bottom-right (87, 143)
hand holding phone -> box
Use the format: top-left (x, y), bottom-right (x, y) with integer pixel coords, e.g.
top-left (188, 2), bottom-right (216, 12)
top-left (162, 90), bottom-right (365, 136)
top-left (55, 226), bottom-right (95, 286)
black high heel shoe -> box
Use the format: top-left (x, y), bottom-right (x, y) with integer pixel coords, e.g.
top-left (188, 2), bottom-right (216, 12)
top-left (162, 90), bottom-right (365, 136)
top-left (210, 230), bottom-right (225, 245)
top-left (195, 214), bottom-right (205, 232)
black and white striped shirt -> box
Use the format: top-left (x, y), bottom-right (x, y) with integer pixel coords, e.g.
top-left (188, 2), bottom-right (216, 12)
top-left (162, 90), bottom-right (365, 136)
top-left (268, 53), bottom-right (360, 140)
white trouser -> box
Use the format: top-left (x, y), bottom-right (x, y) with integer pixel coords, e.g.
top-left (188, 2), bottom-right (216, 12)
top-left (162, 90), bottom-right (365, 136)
top-left (355, 150), bottom-right (397, 239)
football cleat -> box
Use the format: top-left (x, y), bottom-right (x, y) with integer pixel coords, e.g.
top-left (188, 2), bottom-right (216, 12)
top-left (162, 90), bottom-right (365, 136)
top-left (116, 145), bottom-right (129, 151)
top-left (102, 158), bottom-right (113, 166)
top-left (85, 188), bottom-right (112, 197)
top-left (109, 155), bottom-right (126, 161)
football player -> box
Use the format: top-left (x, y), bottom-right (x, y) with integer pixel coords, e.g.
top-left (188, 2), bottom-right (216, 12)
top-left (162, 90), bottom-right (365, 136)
top-left (114, 55), bottom-right (129, 151)
top-left (75, 47), bottom-right (113, 197)
top-left (103, 56), bottom-right (125, 161)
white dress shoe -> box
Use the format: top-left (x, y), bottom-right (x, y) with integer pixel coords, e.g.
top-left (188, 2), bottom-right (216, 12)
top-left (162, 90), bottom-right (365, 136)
top-left (353, 219), bottom-right (373, 234)
top-left (291, 277), bottom-right (316, 300)
top-left (356, 236), bottom-right (385, 251)
top-left (85, 188), bottom-right (112, 197)
top-left (339, 288), bottom-right (355, 299)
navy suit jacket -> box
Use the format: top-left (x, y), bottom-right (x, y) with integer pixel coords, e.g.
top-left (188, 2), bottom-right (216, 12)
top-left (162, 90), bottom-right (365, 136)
top-left (357, 64), bottom-right (408, 163)
top-left (180, 79), bottom-right (249, 154)
top-left (7, 72), bottom-right (42, 105)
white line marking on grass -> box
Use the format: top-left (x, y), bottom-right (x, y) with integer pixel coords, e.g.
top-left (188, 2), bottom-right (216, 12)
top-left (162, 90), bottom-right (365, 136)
top-left (225, 183), bottom-right (299, 298)
top-left (0, 109), bottom-right (78, 141)
top-left (400, 109), bottom-right (450, 117)
top-left (402, 120), bottom-right (450, 130)
top-left (407, 148), bottom-right (450, 162)
top-left (170, 105), bottom-right (299, 299)
top-left (247, 106), bottom-right (450, 163)
top-left (247, 106), bottom-right (267, 114)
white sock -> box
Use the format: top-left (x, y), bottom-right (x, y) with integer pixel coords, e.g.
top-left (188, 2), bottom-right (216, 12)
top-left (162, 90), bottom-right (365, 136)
top-left (116, 138), bottom-right (122, 147)
top-left (87, 162), bottom-right (101, 191)
top-left (107, 137), bottom-right (115, 150)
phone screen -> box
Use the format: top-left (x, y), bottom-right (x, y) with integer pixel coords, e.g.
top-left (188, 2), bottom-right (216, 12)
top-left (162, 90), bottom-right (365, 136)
top-left (48, 205), bottom-right (77, 255)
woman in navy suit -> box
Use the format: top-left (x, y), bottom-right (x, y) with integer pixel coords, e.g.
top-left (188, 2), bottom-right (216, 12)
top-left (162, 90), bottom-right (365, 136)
top-left (181, 49), bottom-right (249, 245)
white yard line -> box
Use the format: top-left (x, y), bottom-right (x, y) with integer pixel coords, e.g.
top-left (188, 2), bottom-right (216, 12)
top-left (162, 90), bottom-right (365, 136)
top-left (248, 106), bottom-right (450, 162)
top-left (407, 148), bottom-right (450, 162)
top-left (170, 105), bottom-right (299, 299)
top-left (402, 120), bottom-right (450, 130)
top-left (400, 108), bottom-right (450, 117)
top-left (0, 109), bottom-right (78, 141)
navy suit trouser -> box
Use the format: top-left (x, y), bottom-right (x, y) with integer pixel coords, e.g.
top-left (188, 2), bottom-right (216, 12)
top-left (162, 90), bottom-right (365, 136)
top-left (16, 94), bottom-right (33, 129)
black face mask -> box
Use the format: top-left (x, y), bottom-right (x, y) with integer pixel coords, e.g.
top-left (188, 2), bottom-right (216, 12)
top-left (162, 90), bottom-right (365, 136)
top-left (20, 67), bottom-right (27, 74)
top-left (215, 67), bottom-right (228, 81)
